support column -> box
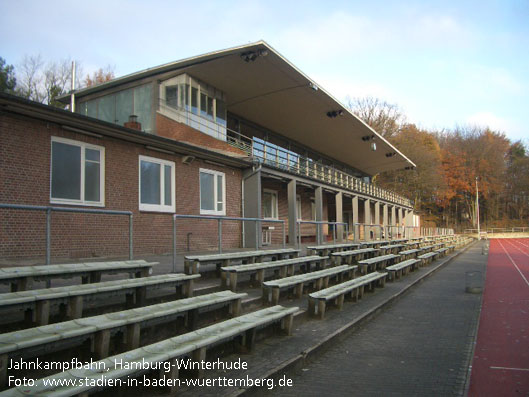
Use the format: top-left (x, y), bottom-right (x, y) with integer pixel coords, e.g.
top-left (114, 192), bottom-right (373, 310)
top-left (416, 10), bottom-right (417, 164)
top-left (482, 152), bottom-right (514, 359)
top-left (364, 199), bottom-right (371, 240)
top-left (398, 207), bottom-right (404, 238)
top-left (383, 204), bottom-right (389, 239)
top-left (374, 202), bottom-right (380, 240)
top-left (243, 169), bottom-right (261, 248)
top-left (391, 206), bottom-right (396, 240)
top-left (335, 192), bottom-right (343, 242)
top-left (315, 186), bottom-right (323, 244)
top-left (352, 196), bottom-right (359, 241)
top-left (287, 179), bottom-right (297, 246)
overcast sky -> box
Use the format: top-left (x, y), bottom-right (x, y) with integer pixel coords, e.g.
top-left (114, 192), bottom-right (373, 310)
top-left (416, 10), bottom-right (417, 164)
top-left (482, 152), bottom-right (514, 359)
top-left (1, 0), bottom-right (527, 143)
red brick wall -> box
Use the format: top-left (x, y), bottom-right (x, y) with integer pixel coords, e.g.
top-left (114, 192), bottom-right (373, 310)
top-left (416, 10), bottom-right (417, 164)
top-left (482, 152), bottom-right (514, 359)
top-left (156, 113), bottom-right (245, 156)
top-left (0, 112), bottom-right (242, 261)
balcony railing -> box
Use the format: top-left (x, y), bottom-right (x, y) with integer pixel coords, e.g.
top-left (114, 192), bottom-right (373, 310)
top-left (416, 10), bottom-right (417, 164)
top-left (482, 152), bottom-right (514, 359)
top-left (158, 99), bottom-right (413, 208)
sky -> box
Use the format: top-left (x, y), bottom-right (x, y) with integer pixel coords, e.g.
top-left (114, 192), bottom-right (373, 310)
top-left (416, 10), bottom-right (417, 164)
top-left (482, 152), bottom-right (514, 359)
top-left (1, 0), bottom-right (528, 143)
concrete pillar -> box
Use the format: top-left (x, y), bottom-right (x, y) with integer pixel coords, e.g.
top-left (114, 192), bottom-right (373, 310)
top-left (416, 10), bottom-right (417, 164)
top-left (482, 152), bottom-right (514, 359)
top-left (243, 169), bottom-right (261, 248)
top-left (374, 202), bottom-right (380, 239)
top-left (352, 196), bottom-right (359, 241)
top-left (383, 204), bottom-right (389, 239)
top-left (315, 186), bottom-right (323, 244)
top-left (391, 206), bottom-right (396, 240)
top-left (287, 179), bottom-right (297, 246)
top-left (364, 199), bottom-right (371, 240)
top-left (398, 207), bottom-right (404, 238)
top-left (335, 192), bottom-right (343, 242)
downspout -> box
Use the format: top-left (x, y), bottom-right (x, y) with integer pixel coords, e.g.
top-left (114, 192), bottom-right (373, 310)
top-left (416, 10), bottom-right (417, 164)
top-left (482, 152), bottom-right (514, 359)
top-left (241, 164), bottom-right (262, 247)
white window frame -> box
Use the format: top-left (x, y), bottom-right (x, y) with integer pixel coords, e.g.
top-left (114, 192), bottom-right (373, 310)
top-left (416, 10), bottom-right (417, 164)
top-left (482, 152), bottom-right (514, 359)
top-left (199, 168), bottom-right (226, 216)
top-left (50, 136), bottom-right (105, 207)
top-left (138, 155), bottom-right (175, 213)
top-left (263, 189), bottom-right (279, 220)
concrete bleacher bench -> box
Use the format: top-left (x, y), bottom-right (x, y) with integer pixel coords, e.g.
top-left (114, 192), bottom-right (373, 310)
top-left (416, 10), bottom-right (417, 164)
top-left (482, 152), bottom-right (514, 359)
top-left (220, 255), bottom-right (327, 292)
top-left (446, 245), bottom-right (455, 253)
top-left (0, 260), bottom-right (157, 292)
top-left (360, 240), bottom-right (389, 249)
top-left (0, 305), bottom-right (297, 396)
top-left (435, 247), bottom-right (449, 258)
top-left (417, 251), bottom-right (438, 266)
top-left (306, 243), bottom-right (361, 257)
top-left (378, 244), bottom-right (405, 255)
top-left (184, 248), bottom-right (300, 275)
top-left (398, 249), bottom-right (420, 260)
top-left (0, 273), bottom-right (200, 327)
top-left (0, 290), bottom-right (247, 386)
top-left (386, 259), bottom-right (420, 281)
top-left (262, 265), bottom-right (356, 305)
top-left (307, 271), bottom-right (388, 319)
top-left (357, 254), bottom-right (399, 274)
top-left (331, 248), bottom-right (379, 265)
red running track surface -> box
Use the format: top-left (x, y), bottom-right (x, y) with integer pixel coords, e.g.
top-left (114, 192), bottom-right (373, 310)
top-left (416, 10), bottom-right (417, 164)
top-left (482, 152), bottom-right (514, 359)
top-left (469, 238), bottom-right (529, 396)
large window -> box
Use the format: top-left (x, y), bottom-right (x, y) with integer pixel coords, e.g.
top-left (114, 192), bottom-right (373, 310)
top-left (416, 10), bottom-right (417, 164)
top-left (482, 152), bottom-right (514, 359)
top-left (50, 137), bottom-right (105, 206)
top-left (263, 189), bottom-right (278, 219)
top-left (139, 155), bottom-right (175, 212)
top-left (199, 169), bottom-right (225, 215)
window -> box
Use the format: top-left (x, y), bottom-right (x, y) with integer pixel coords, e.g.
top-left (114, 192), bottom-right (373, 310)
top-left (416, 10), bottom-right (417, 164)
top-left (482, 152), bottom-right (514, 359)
top-left (50, 137), bottom-right (105, 206)
top-left (139, 155), bottom-right (175, 212)
top-left (263, 189), bottom-right (278, 219)
top-left (199, 169), bottom-right (225, 215)
top-left (296, 195), bottom-right (302, 220)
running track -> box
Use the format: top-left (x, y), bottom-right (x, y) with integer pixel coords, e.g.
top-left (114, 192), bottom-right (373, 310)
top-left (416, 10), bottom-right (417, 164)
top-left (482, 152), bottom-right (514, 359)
top-left (469, 238), bottom-right (529, 396)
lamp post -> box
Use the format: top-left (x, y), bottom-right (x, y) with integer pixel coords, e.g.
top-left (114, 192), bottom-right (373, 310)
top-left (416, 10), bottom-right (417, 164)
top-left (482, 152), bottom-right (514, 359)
top-left (476, 177), bottom-right (480, 240)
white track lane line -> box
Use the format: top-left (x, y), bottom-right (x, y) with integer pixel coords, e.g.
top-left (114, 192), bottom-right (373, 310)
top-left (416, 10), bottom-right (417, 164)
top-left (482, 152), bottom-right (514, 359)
top-left (504, 239), bottom-right (529, 258)
top-left (497, 240), bottom-right (529, 288)
top-left (490, 366), bottom-right (529, 371)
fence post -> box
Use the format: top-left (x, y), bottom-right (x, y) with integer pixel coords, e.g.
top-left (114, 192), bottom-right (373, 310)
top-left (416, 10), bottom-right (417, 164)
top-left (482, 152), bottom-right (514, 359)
top-left (218, 218), bottom-right (223, 253)
top-left (172, 215), bottom-right (177, 273)
top-left (129, 213), bottom-right (133, 260)
top-left (46, 208), bottom-right (51, 266)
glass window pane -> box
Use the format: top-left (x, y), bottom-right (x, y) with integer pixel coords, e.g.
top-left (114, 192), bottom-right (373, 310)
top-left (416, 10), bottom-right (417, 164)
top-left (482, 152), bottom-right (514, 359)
top-left (180, 84), bottom-right (189, 111)
top-left (77, 102), bottom-right (87, 116)
top-left (200, 93), bottom-right (207, 117)
top-left (217, 175), bottom-right (223, 212)
top-left (200, 172), bottom-right (215, 211)
top-left (164, 165), bottom-right (172, 206)
top-left (216, 99), bottom-right (226, 126)
top-left (140, 160), bottom-right (160, 205)
top-left (263, 192), bottom-right (272, 218)
top-left (134, 84), bottom-right (153, 133)
top-left (207, 97), bottom-right (214, 118)
top-left (98, 95), bottom-right (115, 123)
top-left (85, 161), bottom-right (100, 202)
top-left (87, 100), bottom-right (97, 118)
top-left (85, 148), bottom-right (100, 162)
top-left (51, 142), bottom-right (81, 200)
top-left (165, 86), bottom-right (178, 108)
top-left (191, 87), bottom-right (198, 114)
top-left (116, 89), bottom-right (134, 126)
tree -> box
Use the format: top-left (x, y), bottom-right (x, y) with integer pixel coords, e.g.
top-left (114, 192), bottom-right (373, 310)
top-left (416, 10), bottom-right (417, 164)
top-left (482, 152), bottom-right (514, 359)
top-left (0, 57), bottom-right (16, 93)
top-left (347, 96), bottom-right (406, 139)
top-left (16, 54), bottom-right (44, 102)
top-left (84, 66), bottom-right (115, 87)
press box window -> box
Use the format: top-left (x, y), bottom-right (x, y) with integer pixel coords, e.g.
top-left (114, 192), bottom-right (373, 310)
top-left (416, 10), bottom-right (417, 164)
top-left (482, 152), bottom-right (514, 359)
top-left (50, 137), bottom-right (105, 206)
top-left (139, 156), bottom-right (175, 212)
top-left (200, 169), bottom-right (225, 215)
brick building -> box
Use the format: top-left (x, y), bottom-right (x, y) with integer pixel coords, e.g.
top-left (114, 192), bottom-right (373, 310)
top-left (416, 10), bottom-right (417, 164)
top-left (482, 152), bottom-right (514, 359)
top-left (0, 41), bottom-right (417, 261)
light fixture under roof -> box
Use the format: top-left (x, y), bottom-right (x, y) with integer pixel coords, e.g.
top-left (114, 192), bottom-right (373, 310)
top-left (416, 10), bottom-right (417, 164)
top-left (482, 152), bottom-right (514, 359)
top-left (326, 110), bottom-right (344, 118)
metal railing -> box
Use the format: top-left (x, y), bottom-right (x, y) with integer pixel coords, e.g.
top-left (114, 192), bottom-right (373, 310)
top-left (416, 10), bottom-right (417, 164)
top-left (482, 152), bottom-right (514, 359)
top-left (0, 203), bottom-right (133, 265)
top-left (296, 220), bottom-right (348, 247)
top-left (172, 214), bottom-right (286, 272)
top-left (159, 99), bottom-right (413, 208)
top-left (464, 227), bottom-right (529, 235)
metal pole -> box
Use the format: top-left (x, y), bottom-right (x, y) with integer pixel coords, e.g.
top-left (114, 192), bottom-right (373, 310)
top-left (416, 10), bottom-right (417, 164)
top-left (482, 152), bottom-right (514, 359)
top-left (255, 221), bottom-right (259, 250)
top-left (129, 214), bottom-right (133, 260)
top-left (282, 221), bottom-right (286, 248)
top-left (172, 216), bottom-right (177, 273)
top-left (218, 219), bottom-right (223, 253)
top-left (476, 177), bottom-right (480, 240)
top-left (333, 223), bottom-right (336, 244)
top-left (46, 208), bottom-right (51, 266)
top-left (298, 221), bottom-right (301, 248)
